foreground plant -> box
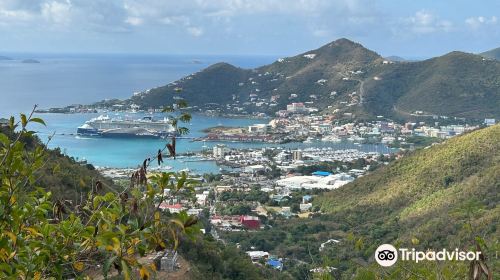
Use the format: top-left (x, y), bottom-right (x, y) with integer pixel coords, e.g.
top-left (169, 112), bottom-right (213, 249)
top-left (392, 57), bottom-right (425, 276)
top-left (0, 108), bottom-right (199, 279)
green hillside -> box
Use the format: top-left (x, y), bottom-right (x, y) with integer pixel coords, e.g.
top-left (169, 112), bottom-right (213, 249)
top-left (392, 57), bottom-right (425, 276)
top-left (112, 38), bottom-right (500, 121)
top-left (0, 125), bottom-right (116, 201)
top-left (315, 124), bottom-right (500, 278)
top-left (480, 47), bottom-right (500, 60)
top-left (364, 51), bottom-right (500, 119)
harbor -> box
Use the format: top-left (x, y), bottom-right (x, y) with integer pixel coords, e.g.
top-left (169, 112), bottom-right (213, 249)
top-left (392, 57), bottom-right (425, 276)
top-left (36, 112), bottom-right (395, 174)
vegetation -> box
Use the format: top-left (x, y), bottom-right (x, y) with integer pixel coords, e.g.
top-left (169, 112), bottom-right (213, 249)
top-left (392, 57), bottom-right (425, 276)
top-left (179, 236), bottom-right (287, 280)
top-left (0, 125), bottom-right (116, 203)
top-left (0, 110), bottom-right (201, 279)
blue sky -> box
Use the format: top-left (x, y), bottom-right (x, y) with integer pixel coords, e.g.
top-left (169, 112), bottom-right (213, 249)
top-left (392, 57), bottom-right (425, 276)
top-left (0, 0), bottom-right (499, 58)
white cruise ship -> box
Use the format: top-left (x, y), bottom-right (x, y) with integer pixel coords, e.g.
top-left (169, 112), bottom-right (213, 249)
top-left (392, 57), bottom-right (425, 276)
top-left (77, 115), bottom-right (175, 138)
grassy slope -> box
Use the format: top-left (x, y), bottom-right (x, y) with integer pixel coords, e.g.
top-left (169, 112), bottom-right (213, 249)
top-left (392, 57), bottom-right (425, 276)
top-left (316, 124), bottom-right (499, 276)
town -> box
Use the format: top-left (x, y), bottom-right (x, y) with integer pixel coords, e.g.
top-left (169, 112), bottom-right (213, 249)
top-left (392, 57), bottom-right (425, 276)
top-left (31, 100), bottom-right (496, 274)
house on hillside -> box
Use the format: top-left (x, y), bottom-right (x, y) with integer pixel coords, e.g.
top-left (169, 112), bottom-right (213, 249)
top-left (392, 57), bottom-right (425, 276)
top-left (240, 216), bottom-right (260, 229)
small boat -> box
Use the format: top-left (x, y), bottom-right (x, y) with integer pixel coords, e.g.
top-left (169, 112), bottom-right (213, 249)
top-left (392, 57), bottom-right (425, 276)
top-left (150, 165), bottom-right (173, 171)
top-left (304, 137), bottom-right (314, 143)
top-left (322, 135), bottom-right (341, 142)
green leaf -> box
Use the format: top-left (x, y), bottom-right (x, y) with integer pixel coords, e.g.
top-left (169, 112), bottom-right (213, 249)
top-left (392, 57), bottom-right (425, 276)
top-left (121, 259), bottom-right (131, 280)
top-left (162, 106), bottom-right (174, 113)
top-left (8, 116), bottom-right (15, 130)
top-left (20, 114), bottom-right (27, 128)
top-left (177, 127), bottom-right (190, 135)
top-left (179, 113), bottom-right (192, 123)
top-left (103, 256), bottom-right (118, 278)
top-left (0, 133), bottom-right (9, 147)
top-left (30, 117), bottom-right (46, 126)
top-left (176, 100), bottom-right (188, 108)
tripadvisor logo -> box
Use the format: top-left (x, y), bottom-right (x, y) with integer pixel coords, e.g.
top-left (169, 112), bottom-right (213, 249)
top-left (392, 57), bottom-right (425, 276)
top-left (375, 244), bottom-right (398, 267)
top-left (374, 244), bottom-right (482, 267)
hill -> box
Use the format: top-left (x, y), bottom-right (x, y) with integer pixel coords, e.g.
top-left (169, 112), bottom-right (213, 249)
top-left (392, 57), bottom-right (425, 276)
top-left (0, 125), bottom-right (116, 201)
top-left (314, 124), bottom-right (500, 277)
top-left (22, 58), bottom-right (40, 63)
top-left (384, 55), bottom-right (408, 62)
top-left (110, 38), bottom-right (500, 121)
top-left (363, 51), bottom-right (500, 119)
top-left (480, 47), bottom-right (500, 60)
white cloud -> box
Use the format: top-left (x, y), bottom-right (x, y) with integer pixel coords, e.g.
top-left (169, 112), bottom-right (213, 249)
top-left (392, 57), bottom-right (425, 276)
top-left (0, 9), bottom-right (34, 23)
top-left (0, 0), bottom-right (380, 35)
top-left (406, 10), bottom-right (453, 34)
top-left (41, 0), bottom-right (72, 25)
top-left (465, 16), bottom-right (497, 29)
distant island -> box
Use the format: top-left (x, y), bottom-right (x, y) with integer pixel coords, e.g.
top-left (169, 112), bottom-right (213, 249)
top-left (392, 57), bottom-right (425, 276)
top-left (0, 55), bottom-right (13, 60)
top-left (22, 59), bottom-right (40, 64)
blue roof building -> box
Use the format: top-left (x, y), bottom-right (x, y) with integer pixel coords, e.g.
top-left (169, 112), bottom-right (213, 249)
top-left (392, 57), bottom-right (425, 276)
top-left (267, 259), bottom-right (283, 270)
top-left (312, 171), bottom-right (332, 177)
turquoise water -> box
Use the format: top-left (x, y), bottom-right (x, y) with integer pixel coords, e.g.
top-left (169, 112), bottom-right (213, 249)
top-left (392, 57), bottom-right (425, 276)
top-left (36, 113), bottom-right (264, 173)
top-left (34, 113), bottom-right (394, 174)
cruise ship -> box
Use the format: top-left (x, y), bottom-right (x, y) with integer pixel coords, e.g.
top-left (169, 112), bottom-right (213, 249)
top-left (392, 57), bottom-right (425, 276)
top-left (77, 115), bottom-right (175, 138)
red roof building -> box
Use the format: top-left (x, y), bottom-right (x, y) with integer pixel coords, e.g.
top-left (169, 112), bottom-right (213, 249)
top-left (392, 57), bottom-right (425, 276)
top-left (239, 215), bottom-right (260, 229)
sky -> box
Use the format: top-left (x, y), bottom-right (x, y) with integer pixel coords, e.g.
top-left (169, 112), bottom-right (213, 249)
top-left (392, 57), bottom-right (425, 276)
top-left (0, 0), bottom-right (499, 58)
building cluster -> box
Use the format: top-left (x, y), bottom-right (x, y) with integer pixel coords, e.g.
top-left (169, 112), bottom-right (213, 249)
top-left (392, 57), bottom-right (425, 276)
top-left (211, 145), bottom-right (379, 174)
top-left (205, 109), bottom-right (485, 147)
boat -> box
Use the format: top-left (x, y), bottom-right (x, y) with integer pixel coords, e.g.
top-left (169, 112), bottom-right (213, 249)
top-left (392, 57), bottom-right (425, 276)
top-left (347, 135), bottom-right (364, 142)
top-left (321, 135), bottom-right (341, 142)
top-left (303, 137), bottom-right (315, 143)
top-left (149, 165), bottom-right (173, 172)
top-left (77, 115), bottom-right (176, 138)
top-left (77, 123), bottom-right (101, 136)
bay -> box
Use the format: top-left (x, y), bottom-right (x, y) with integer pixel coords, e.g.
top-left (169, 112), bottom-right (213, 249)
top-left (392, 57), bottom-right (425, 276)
top-left (1, 53), bottom-right (394, 174)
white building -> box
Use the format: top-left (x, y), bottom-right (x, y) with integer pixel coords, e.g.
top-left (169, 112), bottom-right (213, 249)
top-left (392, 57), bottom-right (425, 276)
top-left (248, 124), bottom-right (269, 133)
top-left (485, 119), bottom-right (496, 126)
top-left (292, 150), bottom-right (302, 161)
top-left (196, 194), bottom-right (208, 206)
top-left (276, 173), bottom-right (354, 190)
top-left (286, 103), bottom-right (307, 113)
top-left (213, 144), bottom-right (230, 158)
top-left (300, 203), bottom-right (312, 212)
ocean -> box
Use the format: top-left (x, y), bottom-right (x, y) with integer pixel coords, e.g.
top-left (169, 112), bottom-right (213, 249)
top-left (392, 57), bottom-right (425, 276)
top-left (0, 53), bottom-right (394, 174)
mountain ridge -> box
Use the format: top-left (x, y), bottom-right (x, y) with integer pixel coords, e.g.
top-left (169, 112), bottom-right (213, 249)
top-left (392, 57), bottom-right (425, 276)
top-left (106, 38), bottom-right (500, 120)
